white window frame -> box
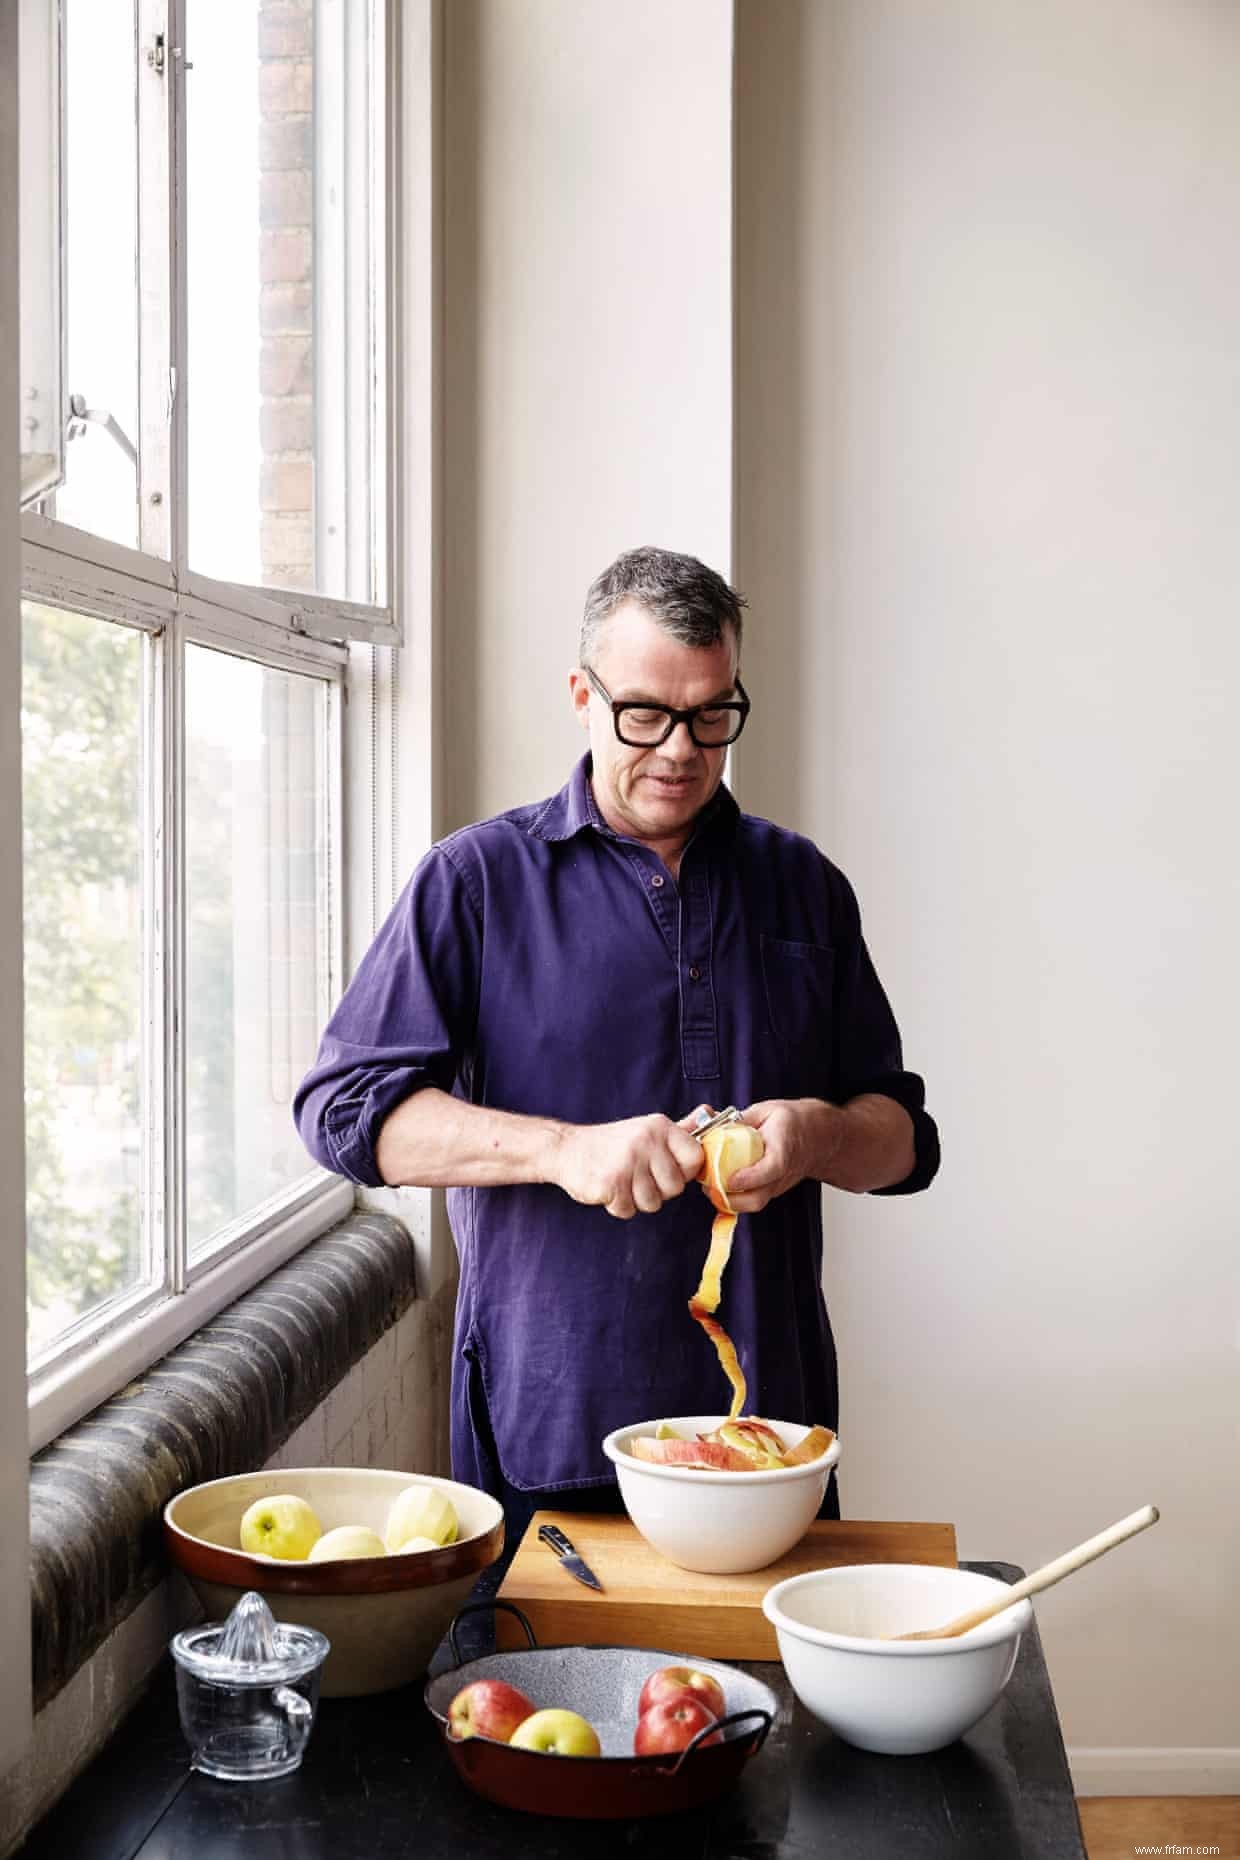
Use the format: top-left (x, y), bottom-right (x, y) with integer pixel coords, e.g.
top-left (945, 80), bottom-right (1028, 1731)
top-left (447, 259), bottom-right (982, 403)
top-left (17, 0), bottom-right (66, 509)
top-left (23, 0), bottom-right (417, 1455)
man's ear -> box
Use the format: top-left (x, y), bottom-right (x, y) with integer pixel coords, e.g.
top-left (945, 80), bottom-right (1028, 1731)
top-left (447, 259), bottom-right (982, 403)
top-left (568, 667), bottom-right (591, 731)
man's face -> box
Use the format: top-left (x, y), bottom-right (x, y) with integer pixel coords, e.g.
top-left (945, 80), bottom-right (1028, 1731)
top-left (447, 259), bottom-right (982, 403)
top-left (569, 601), bottom-right (739, 849)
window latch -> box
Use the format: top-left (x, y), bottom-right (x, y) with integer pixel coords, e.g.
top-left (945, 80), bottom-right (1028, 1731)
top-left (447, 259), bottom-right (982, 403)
top-left (146, 35), bottom-right (192, 76)
top-left (66, 393), bottom-right (138, 469)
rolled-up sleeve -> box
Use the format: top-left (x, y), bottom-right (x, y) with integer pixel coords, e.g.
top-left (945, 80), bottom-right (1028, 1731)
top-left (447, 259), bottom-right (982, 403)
top-left (828, 867), bottom-right (941, 1197)
top-left (293, 845), bottom-right (482, 1187)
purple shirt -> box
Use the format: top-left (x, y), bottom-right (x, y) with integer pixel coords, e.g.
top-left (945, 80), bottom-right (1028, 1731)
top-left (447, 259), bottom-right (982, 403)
top-left (294, 756), bottom-right (939, 1494)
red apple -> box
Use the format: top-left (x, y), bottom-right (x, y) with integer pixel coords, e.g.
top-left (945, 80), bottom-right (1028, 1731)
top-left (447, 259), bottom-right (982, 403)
top-left (637, 1663), bottom-right (727, 1723)
top-left (447, 1677), bottom-right (536, 1742)
top-left (633, 1694), bottom-right (722, 1756)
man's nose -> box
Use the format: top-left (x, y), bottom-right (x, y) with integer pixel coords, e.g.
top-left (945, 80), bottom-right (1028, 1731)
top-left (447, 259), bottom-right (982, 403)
top-left (660, 719), bottom-right (698, 760)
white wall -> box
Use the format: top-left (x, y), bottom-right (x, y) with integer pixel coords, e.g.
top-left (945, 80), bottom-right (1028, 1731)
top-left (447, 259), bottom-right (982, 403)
top-left (736, 0), bottom-right (1239, 1791)
top-left (441, 0), bottom-right (734, 829)
top-left (0, 0), bottom-right (33, 1777)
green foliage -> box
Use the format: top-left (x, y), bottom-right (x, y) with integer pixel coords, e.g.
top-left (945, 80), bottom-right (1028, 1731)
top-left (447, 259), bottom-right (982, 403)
top-left (23, 611), bottom-right (323, 1355)
top-left (22, 603), bottom-right (142, 1347)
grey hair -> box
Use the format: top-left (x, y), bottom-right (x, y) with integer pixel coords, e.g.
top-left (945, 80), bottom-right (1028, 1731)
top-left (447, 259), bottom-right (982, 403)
top-left (579, 546), bottom-right (747, 669)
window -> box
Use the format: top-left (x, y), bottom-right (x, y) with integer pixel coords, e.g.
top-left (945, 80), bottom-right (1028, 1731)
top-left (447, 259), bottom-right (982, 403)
top-left (22, 603), bottom-right (146, 1361)
top-left (184, 647), bottom-right (332, 1253)
top-left (19, 0), bottom-right (396, 1443)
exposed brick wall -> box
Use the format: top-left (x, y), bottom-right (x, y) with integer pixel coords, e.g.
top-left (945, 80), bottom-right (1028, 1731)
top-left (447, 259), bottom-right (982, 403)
top-left (258, 0), bottom-right (315, 593)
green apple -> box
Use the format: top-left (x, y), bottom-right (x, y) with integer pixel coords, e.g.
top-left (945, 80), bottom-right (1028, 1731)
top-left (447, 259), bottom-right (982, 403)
top-left (383, 1483), bottom-right (458, 1553)
top-left (509, 1708), bottom-right (601, 1757)
top-left (238, 1493), bottom-right (322, 1560)
top-left (306, 1524), bottom-right (387, 1561)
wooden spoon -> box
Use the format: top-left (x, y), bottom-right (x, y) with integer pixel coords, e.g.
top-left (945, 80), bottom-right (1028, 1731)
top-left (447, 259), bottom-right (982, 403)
top-left (890, 1504), bottom-right (1159, 1641)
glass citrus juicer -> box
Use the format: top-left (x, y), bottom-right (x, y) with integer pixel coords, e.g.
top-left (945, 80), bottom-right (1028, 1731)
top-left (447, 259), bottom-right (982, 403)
top-left (170, 1589), bottom-right (330, 1781)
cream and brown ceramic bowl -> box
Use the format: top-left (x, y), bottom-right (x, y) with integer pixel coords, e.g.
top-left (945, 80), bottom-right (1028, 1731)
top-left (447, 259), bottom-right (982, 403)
top-left (164, 1467), bottom-right (504, 1696)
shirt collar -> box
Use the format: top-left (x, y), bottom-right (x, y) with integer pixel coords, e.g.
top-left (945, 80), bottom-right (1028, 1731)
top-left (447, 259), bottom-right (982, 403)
top-left (528, 753), bottom-right (739, 846)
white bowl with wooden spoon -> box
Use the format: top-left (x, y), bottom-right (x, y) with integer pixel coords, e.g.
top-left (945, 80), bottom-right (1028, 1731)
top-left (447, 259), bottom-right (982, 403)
top-left (762, 1505), bottom-right (1157, 1755)
top-left (762, 1563), bottom-right (1034, 1754)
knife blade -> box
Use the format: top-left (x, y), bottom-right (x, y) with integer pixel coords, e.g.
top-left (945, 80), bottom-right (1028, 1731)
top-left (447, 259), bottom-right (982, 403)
top-left (537, 1523), bottom-right (604, 1591)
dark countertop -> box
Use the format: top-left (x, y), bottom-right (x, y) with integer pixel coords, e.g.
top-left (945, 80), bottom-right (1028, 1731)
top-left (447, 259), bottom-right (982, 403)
top-left (20, 1561), bottom-right (1086, 1860)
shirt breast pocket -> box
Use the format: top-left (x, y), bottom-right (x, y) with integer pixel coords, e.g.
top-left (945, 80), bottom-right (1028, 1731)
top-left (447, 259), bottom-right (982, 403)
top-left (760, 934), bottom-right (834, 1097)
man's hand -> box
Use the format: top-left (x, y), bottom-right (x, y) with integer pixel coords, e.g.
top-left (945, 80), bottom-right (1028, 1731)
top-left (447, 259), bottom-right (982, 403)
top-left (725, 1094), bottom-right (917, 1208)
top-left (722, 1100), bottom-right (837, 1213)
top-left (546, 1110), bottom-right (708, 1220)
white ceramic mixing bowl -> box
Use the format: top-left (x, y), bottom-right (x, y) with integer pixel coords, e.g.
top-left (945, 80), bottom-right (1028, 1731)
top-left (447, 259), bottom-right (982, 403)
top-left (601, 1415), bottom-right (840, 1574)
top-left (762, 1562), bottom-right (1032, 1755)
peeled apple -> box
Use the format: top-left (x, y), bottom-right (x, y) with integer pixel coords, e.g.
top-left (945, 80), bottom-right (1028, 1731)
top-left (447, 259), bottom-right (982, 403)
top-left (690, 1120), bottom-right (765, 1418)
top-left (383, 1484), bottom-right (459, 1553)
top-left (307, 1524), bottom-right (387, 1561)
top-left (699, 1120), bottom-right (764, 1215)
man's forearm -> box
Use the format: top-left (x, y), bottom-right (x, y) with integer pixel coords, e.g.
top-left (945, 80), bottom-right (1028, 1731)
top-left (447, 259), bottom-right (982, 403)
top-left (811, 1092), bottom-right (916, 1193)
top-left (374, 1086), bottom-right (564, 1188)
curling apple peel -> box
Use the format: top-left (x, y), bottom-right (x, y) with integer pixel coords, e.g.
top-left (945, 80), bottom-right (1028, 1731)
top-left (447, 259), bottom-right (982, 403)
top-left (686, 1119), bottom-right (765, 1420)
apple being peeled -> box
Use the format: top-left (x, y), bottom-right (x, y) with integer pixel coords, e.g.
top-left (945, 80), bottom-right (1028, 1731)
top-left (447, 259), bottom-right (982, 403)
top-left (637, 1664), bottom-right (726, 1724)
top-left (238, 1493), bottom-right (322, 1560)
top-left (699, 1118), bottom-right (765, 1214)
top-left (509, 1708), bottom-right (601, 1757)
top-left (447, 1678), bottom-right (535, 1743)
top-left (634, 1695), bottom-right (722, 1756)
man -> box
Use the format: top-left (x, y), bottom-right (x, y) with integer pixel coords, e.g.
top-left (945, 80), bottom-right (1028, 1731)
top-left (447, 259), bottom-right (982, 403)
top-left (294, 547), bottom-right (939, 1541)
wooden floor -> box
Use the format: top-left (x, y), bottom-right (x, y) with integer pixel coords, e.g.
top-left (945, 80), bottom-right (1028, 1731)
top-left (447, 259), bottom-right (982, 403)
top-left (1078, 1797), bottom-right (1240, 1860)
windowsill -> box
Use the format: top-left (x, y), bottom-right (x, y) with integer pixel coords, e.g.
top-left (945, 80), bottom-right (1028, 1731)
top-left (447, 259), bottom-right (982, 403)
top-left (27, 1174), bottom-right (355, 1456)
top-left (28, 1209), bottom-right (420, 1715)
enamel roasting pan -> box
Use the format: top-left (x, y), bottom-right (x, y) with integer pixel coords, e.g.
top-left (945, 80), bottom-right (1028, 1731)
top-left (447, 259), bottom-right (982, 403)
top-left (424, 1602), bottom-right (776, 1819)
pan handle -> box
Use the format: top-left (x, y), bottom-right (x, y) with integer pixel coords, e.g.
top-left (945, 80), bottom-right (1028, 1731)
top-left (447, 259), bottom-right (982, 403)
top-left (661, 1707), bottom-right (775, 1777)
top-left (446, 1598), bottom-right (539, 1668)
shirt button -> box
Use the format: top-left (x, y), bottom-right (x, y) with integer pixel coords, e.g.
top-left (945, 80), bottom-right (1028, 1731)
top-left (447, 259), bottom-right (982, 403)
top-left (650, 874), bottom-right (664, 889)
top-left (689, 965), bottom-right (701, 982)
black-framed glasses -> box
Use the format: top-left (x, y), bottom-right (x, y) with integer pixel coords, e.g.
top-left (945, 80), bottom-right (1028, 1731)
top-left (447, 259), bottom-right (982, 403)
top-left (584, 665), bottom-right (750, 748)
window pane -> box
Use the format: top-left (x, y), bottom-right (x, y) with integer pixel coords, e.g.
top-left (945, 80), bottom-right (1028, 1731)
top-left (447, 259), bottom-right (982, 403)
top-left (22, 603), bottom-right (148, 1363)
top-left (50, 0), bottom-right (140, 549)
top-left (186, 1), bottom-right (387, 605)
top-left (18, 0), bottom-right (65, 507)
top-left (186, 647), bottom-right (330, 1254)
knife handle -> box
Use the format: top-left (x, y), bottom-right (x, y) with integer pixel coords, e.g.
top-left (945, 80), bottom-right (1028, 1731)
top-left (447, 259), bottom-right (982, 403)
top-left (537, 1524), bottom-right (576, 1558)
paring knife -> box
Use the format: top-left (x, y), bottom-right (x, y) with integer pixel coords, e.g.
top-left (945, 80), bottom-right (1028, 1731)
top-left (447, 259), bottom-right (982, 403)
top-left (537, 1523), bottom-right (604, 1592)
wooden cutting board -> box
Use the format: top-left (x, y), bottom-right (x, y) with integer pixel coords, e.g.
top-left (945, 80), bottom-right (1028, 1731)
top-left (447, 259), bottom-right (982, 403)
top-left (495, 1512), bottom-right (958, 1660)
